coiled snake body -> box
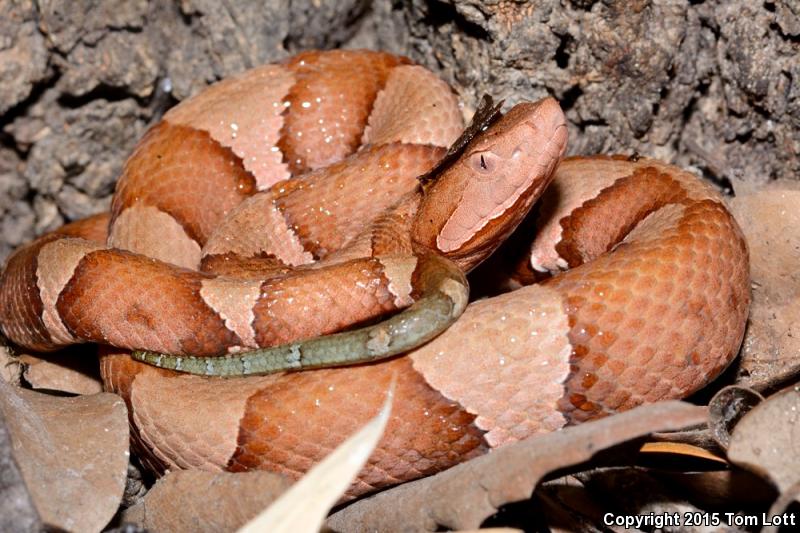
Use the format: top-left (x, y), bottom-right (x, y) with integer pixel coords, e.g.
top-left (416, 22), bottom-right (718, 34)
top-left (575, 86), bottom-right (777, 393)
top-left (0, 50), bottom-right (750, 496)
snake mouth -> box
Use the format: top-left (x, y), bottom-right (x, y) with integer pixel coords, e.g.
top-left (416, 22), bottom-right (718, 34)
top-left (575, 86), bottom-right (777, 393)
top-left (537, 123), bottom-right (569, 174)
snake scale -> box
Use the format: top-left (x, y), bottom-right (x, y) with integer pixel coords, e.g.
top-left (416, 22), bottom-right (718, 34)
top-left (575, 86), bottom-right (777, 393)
top-left (0, 50), bottom-right (750, 497)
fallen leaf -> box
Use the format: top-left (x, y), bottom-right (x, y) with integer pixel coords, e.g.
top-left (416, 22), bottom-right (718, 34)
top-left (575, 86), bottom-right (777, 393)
top-left (326, 401), bottom-right (707, 532)
top-left (707, 385), bottom-right (764, 449)
top-left (122, 470), bottom-right (292, 533)
top-left (649, 427), bottom-right (719, 450)
top-left (239, 383), bottom-right (394, 533)
top-left (0, 407), bottom-right (42, 533)
top-left (727, 385), bottom-right (800, 492)
top-left (730, 184), bottom-right (800, 390)
top-left (762, 480), bottom-right (800, 533)
top-left (0, 379), bottom-right (129, 533)
top-left (638, 441), bottom-right (727, 464)
top-left (20, 350), bottom-right (103, 395)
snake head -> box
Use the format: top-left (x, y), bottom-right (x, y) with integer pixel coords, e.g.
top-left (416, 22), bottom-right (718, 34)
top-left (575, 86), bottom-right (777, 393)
top-left (412, 97), bottom-right (568, 271)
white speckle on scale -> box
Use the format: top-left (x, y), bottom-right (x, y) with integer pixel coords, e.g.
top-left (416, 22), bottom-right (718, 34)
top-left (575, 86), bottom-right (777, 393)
top-left (315, 399), bottom-right (320, 406)
top-left (328, 385), bottom-right (335, 391)
top-left (301, 101), bottom-right (311, 108)
top-left (499, 356), bottom-right (506, 366)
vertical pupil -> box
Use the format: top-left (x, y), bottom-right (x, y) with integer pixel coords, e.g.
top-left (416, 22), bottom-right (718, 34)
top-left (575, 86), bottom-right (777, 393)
top-left (480, 155), bottom-right (487, 169)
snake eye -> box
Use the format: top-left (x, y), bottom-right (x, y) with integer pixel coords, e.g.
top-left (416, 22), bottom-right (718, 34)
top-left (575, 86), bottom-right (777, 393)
top-left (468, 151), bottom-right (499, 175)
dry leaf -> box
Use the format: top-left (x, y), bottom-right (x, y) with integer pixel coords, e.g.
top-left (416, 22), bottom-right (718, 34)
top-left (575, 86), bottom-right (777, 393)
top-left (327, 401), bottom-right (707, 532)
top-left (728, 385), bottom-right (800, 533)
top-left (0, 379), bottom-right (129, 532)
top-left (650, 427), bottom-right (719, 450)
top-left (19, 350), bottom-right (103, 395)
top-left (0, 407), bottom-right (41, 533)
top-left (122, 470), bottom-right (292, 533)
top-left (707, 385), bottom-right (763, 449)
top-left (239, 384), bottom-right (393, 533)
top-left (727, 385), bottom-right (800, 492)
top-left (638, 441), bottom-right (727, 464)
top-left (729, 184), bottom-right (800, 389)
top-left (762, 481), bottom-right (800, 533)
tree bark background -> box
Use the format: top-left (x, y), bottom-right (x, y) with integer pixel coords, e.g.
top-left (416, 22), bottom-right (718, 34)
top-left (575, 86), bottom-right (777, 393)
top-left (0, 0), bottom-right (797, 263)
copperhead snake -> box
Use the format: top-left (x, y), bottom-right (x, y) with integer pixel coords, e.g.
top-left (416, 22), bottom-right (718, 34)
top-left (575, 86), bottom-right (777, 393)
top-left (0, 50), bottom-right (750, 497)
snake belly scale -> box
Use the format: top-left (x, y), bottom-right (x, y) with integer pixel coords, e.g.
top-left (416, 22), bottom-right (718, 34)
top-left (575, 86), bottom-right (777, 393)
top-left (0, 50), bottom-right (749, 497)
